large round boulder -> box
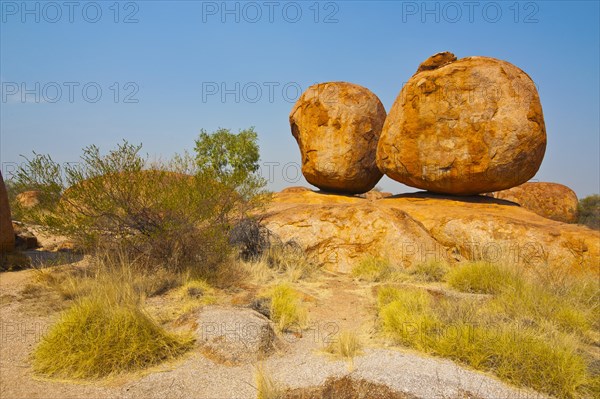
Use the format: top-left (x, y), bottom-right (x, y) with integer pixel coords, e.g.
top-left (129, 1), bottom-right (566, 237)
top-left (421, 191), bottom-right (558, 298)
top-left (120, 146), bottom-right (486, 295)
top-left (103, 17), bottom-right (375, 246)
top-left (488, 182), bottom-right (579, 223)
top-left (290, 82), bottom-right (386, 194)
top-left (0, 172), bottom-right (15, 253)
top-left (377, 52), bottom-right (547, 195)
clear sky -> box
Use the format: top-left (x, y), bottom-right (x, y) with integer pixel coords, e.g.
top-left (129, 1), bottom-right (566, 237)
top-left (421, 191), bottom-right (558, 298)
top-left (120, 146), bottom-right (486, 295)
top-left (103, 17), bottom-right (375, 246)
top-left (1, 0), bottom-right (599, 197)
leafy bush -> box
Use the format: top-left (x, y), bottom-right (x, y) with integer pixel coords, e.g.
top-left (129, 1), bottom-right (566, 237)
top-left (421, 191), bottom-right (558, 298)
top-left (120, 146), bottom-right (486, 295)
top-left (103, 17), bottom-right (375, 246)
top-left (578, 194), bottom-right (600, 230)
top-left (10, 129), bottom-right (268, 276)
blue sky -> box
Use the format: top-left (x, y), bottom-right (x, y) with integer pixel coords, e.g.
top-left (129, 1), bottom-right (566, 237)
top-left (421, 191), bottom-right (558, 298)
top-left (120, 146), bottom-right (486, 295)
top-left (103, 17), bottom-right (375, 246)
top-left (1, 0), bottom-right (599, 197)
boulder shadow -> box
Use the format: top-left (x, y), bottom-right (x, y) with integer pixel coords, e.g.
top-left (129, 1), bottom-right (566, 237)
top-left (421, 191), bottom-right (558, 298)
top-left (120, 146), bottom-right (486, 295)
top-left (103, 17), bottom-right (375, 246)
top-left (386, 191), bottom-right (521, 207)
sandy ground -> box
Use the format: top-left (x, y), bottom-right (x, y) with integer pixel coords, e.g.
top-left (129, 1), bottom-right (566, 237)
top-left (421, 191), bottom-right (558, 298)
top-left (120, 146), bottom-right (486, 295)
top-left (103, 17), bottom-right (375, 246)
top-left (0, 261), bottom-right (547, 399)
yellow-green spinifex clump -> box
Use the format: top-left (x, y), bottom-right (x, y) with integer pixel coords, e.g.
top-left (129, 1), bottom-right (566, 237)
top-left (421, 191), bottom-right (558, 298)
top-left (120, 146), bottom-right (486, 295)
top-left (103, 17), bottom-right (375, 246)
top-left (33, 290), bottom-right (194, 379)
top-left (267, 283), bottom-right (308, 333)
top-left (377, 260), bottom-right (600, 399)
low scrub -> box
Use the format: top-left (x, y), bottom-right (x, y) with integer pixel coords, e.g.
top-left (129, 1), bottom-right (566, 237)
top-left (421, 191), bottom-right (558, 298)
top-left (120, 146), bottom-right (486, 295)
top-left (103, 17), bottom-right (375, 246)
top-left (378, 287), bottom-right (588, 397)
top-left (240, 238), bottom-right (316, 284)
top-left (407, 260), bottom-right (448, 282)
top-left (30, 250), bottom-right (184, 304)
top-left (378, 260), bottom-right (600, 399)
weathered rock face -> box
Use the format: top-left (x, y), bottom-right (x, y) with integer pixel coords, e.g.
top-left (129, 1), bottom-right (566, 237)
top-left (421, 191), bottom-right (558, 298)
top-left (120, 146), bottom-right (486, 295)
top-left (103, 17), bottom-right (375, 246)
top-left (377, 53), bottom-right (547, 195)
top-left (196, 306), bottom-right (278, 365)
top-left (15, 190), bottom-right (42, 209)
top-left (488, 182), bottom-right (579, 223)
top-left (290, 82), bottom-right (387, 194)
top-left (0, 172), bottom-right (15, 253)
top-left (262, 189), bottom-right (599, 274)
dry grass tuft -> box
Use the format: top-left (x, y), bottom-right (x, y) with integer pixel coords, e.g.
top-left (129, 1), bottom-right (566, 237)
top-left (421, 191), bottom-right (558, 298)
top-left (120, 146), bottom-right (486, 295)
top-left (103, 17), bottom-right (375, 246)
top-left (351, 257), bottom-right (392, 282)
top-left (267, 284), bottom-right (308, 333)
top-left (324, 330), bottom-right (363, 361)
top-left (255, 363), bottom-right (283, 399)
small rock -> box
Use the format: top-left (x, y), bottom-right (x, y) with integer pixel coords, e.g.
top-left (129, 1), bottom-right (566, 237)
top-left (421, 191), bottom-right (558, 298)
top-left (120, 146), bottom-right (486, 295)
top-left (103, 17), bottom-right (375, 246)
top-left (416, 51), bottom-right (457, 73)
top-left (196, 306), bottom-right (278, 365)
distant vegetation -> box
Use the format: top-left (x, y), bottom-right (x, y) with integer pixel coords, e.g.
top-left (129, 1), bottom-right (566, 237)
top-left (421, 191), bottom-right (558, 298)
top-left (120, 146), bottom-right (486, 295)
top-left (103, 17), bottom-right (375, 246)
top-left (578, 194), bottom-right (600, 230)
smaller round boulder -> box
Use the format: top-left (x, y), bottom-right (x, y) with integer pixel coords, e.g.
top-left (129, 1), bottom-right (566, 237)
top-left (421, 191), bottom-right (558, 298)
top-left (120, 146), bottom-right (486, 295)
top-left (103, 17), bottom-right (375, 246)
top-left (488, 182), bottom-right (579, 223)
top-left (290, 82), bottom-right (386, 194)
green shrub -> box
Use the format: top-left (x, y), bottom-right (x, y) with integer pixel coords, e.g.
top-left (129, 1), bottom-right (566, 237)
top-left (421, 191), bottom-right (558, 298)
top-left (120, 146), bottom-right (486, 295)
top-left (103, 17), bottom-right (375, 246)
top-left (10, 130), bottom-right (268, 276)
top-left (577, 194), bottom-right (600, 230)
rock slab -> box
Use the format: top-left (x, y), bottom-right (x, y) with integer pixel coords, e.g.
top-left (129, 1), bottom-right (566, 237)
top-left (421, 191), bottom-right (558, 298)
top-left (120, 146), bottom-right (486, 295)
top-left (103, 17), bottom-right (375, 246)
top-left (263, 189), bottom-right (598, 274)
top-left (196, 306), bottom-right (278, 365)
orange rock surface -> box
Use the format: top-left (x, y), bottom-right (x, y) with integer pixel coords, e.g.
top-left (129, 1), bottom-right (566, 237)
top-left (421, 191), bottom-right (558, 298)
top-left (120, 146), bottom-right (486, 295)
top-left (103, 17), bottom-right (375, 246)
top-left (377, 53), bottom-right (546, 195)
top-left (489, 182), bottom-right (579, 223)
top-left (263, 189), bottom-right (598, 274)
